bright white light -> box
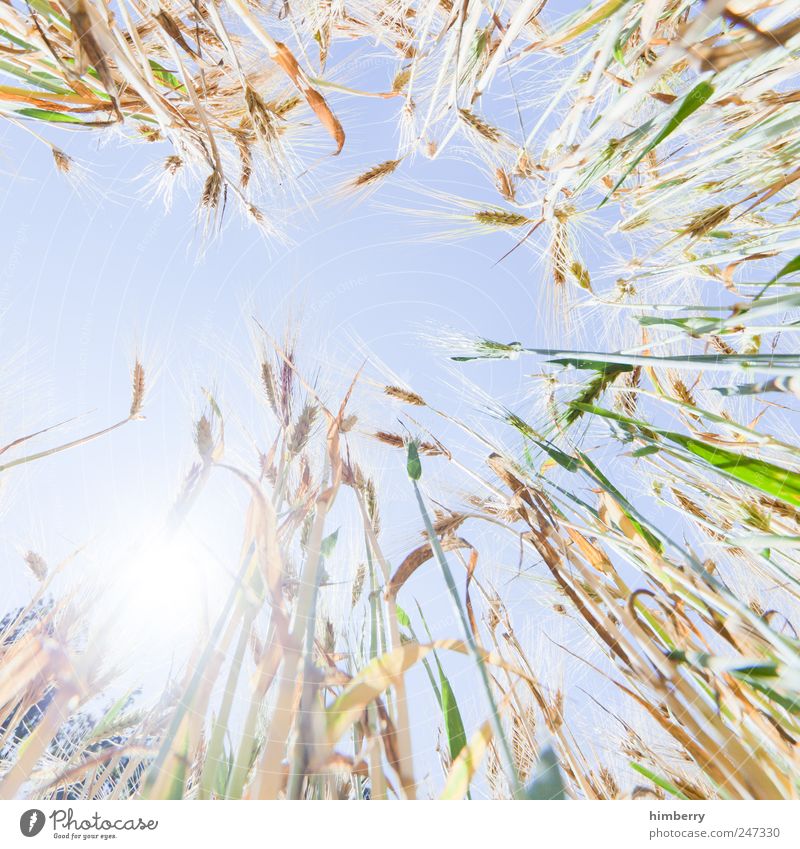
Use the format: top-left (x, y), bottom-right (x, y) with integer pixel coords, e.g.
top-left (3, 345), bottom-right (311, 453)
top-left (98, 529), bottom-right (223, 679)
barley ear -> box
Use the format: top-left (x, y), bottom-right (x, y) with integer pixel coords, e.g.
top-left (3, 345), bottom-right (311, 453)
top-left (129, 360), bottom-right (146, 418)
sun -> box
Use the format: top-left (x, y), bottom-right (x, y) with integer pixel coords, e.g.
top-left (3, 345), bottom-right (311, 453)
top-left (96, 528), bottom-right (225, 680)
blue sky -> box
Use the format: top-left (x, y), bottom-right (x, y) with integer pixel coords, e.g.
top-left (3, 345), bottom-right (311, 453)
top-left (0, 112), bottom-right (543, 586)
top-left (0, 82), bottom-right (556, 787)
top-left (0, 3), bottom-right (633, 793)
top-left (3, 0), bottom-right (799, 803)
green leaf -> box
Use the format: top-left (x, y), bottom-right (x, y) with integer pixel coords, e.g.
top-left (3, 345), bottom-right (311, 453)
top-left (0, 61), bottom-right (71, 94)
top-left (422, 611), bottom-right (471, 796)
top-left (744, 681), bottom-right (800, 715)
top-left (27, 0), bottom-right (60, 19)
top-left (552, 0), bottom-right (630, 45)
top-left (320, 528), bottom-right (339, 558)
top-left (214, 749), bottom-right (233, 798)
top-left (15, 107), bottom-right (84, 124)
top-left (149, 60), bottom-right (186, 92)
top-left (523, 746), bottom-right (566, 800)
top-left (577, 447), bottom-right (664, 552)
top-left (664, 431), bottom-right (800, 508)
top-left (438, 663), bottom-right (467, 765)
top-left (440, 717), bottom-right (492, 800)
top-left (755, 253), bottom-right (800, 299)
top-left (0, 27), bottom-right (37, 50)
top-left (630, 762), bottom-right (688, 799)
top-left (638, 315), bottom-right (726, 336)
top-left (396, 604), bottom-right (411, 629)
top-left (774, 254), bottom-right (800, 281)
top-left (90, 690), bottom-right (134, 740)
top-left (461, 29), bottom-right (488, 82)
top-left (601, 80), bottom-right (715, 206)
top-left (544, 349), bottom-right (800, 375)
top-left (406, 441), bottom-right (422, 480)
top-left (548, 357), bottom-right (633, 373)
top-left (574, 401), bottom-right (800, 508)
top-left (533, 439), bottom-right (581, 473)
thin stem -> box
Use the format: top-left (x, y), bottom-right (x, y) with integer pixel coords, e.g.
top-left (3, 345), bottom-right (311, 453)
top-left (411, 477), bottom-right (522, 798)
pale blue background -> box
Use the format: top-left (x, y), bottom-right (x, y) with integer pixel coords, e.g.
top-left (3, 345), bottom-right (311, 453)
top-left (0, 1), bottom-right (638, 795)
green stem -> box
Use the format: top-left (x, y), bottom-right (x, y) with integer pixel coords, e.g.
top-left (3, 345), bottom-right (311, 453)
top-left (198, 609), bottom-right (254, 799)
top-left (411, 478), bottom-right (522, 798)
